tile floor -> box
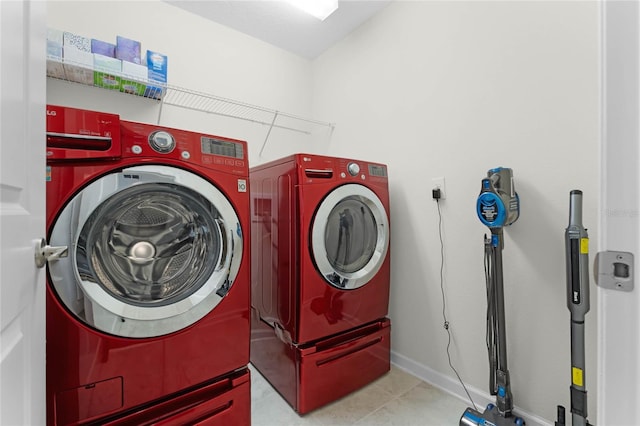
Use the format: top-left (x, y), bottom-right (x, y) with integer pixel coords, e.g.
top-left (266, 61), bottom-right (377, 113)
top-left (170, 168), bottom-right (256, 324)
top-left (250, 364), bottom-right (470, 425)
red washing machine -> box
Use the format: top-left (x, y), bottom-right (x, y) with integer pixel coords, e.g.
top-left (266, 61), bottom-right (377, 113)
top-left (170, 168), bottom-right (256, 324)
top-left (249, 153), bottom-right (391, 414)
top-left (45, 105), bottom-right (251, 425)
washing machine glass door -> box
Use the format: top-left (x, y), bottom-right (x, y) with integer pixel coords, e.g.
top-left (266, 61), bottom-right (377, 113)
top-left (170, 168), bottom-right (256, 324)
top-left (48, 165), bottom-right (243, 338)
top-left (311, 183), bottom-right (389, 289)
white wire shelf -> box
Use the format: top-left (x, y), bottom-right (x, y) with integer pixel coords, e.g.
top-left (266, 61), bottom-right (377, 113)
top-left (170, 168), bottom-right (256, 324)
top-left (47, 59), bottom-right (335, 155)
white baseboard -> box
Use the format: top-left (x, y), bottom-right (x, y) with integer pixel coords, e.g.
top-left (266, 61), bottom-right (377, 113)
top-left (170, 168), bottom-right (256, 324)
top-left (390, 350), bottom-right (553, 426)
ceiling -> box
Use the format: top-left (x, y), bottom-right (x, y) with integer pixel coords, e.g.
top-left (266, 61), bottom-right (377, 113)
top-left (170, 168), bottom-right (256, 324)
top-left (164, 1), bottom-right (393, 59)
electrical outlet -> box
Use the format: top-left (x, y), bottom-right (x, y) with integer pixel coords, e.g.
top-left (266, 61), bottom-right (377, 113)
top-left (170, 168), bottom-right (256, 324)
top-left (432, 177), bottom-right (446, 200)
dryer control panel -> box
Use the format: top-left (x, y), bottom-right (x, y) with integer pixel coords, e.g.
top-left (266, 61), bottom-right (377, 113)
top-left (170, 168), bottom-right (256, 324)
top-left (298, 154), bottom-right (388, 184)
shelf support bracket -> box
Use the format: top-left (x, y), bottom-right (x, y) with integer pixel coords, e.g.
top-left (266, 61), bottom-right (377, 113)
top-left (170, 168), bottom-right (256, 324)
top-left (157, 95), bottom-right (166, 125)
top-left (259, 111), bottom-right (279, 157)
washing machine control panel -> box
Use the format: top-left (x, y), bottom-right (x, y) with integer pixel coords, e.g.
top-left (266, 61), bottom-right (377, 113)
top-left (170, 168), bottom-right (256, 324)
top-left (120, 120), bottom-right (248, 174)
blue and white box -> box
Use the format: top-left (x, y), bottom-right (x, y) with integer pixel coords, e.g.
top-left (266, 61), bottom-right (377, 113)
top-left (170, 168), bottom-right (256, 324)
top-left (144, 50), bottom-right (167, 99)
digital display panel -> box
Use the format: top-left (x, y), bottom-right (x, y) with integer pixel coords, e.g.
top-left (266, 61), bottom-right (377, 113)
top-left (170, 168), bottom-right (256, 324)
top-left (201, 137), bottom-right (244, 159)
top-left (368, 164), bottom-right (387, 177)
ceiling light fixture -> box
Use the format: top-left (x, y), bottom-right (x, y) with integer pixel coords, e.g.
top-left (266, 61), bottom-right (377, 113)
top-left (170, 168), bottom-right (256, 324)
top-left (287, 0), bottom-right (339, 21)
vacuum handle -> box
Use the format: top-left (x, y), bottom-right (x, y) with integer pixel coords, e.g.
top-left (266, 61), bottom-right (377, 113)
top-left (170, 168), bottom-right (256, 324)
top-left (565, 190), bottom-right (590, 319)
top-left (565, 190), bottom-right (591, 426)
top-left (569, 190), bottom-right (583, 228)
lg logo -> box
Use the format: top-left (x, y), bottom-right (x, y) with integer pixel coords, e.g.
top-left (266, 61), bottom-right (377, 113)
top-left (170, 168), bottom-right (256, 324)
top-left (46, 110), bottom-right (57, 116)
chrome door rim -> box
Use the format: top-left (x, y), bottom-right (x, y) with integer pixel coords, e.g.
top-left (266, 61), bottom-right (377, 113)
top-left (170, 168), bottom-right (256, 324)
top-left (48, 165), bottom-right (243, 338)
top-left (311, 184), bottom-right (389, 290)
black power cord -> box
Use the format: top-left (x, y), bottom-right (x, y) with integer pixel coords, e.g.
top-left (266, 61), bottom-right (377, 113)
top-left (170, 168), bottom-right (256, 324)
top-left (435, 197), bottom-right (477, 410)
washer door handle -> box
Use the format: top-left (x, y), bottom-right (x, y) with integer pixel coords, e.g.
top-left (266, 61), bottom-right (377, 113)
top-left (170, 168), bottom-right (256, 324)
top-left (34, 238), bottom-right (68, 268)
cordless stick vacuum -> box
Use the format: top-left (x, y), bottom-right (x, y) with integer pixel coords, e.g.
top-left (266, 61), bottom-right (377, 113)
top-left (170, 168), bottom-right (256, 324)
top-left (460, 167), bottom-right (524, 426)
top-left (555, 190), bottom-right (592, 426)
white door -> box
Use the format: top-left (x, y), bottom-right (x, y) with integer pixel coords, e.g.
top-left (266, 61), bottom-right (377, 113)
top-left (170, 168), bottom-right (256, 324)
top-left (600, 1), bottom-right (640, 424)
top-left (0, 0), bottom-right (46, 424)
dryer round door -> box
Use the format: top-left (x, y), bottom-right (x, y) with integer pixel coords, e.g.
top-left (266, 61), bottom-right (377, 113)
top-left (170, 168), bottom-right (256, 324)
top-left (311, 183), bottom-right (389, 290)
top-left (48, 165), bottom-right (243, 338)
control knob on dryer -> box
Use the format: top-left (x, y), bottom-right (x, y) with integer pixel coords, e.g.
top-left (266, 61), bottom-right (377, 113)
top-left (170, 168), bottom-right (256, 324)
top-left (347, 162), bottom-right (360, 176)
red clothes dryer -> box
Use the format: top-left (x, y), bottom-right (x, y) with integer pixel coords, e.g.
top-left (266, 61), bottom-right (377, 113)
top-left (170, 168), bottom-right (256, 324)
top-left (250, 153), bottom-right (391, 414)
top-left (45, 105), bottom-right (251, 425)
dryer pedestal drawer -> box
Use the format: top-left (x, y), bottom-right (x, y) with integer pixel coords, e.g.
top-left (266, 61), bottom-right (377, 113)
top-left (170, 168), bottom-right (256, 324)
top-left (250, 312), bottom-right (391, 415)
top-left (95, 368), bottom-right (250, 426)
top-left (298, 318), bottom-right (391, 414)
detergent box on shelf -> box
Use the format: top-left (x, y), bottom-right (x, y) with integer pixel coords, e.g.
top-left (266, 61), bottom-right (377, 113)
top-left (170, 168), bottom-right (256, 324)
top-left (93, 54), bottom-right (122, 91)
top-left (91, 39), bottom-right (116, 58)
top-left (63, 31), bottom-right (91, 52)
top-left (143, 50), bottom-right (168, 100)
top-left (47, 28), bottom-right (66, 79)
top-left (46, 41), bottom-right (65, 79)
top-left (63, 46), bottom-right (94, 85)
top-left (120, 61), bottom-right (148, 96)
top-left (47, 28), bottom-right (64, 45)
top-left (115, 36), bottom-right (142, 64)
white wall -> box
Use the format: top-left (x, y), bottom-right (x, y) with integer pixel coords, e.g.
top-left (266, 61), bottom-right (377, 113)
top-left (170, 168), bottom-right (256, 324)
top-left (46, 0), bottom-right (324, 165)
top-left (313, 1), bottom-right (599, 424)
